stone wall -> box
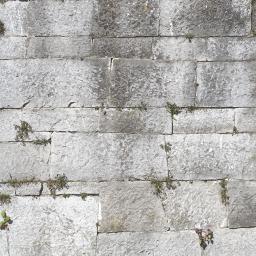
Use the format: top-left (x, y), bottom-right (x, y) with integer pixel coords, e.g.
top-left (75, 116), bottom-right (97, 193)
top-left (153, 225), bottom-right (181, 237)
top-left (0, 0), bottom-right (256, 255)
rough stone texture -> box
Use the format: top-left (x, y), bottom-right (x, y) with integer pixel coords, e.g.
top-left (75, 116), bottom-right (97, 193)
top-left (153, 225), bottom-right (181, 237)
top-left (228, 181), bottom-right (256, 228)
top-left (0, 59), bottom-right (110, 108)
top-left (173, 109), bottom-right (234, 134)
top-left (51, 133), bottom-right (167, 181)
top-left (97, 231), bottom-right (201, 256)
top-left (91, 0), bottom-right (159, 37)
top-left (0, 142), bottom-right (50, 182)
top-left (0, 37), bottom-right (27, 59)
top-left (196, 62), bottom-right (256, 107)
top-left (5, 196), bottom-right (99, 256)
top-left (160, 0), bottom-right (251, 36)
top-left (110, 59), bottom-right (196, 107)
top-left (235, 108), bottom-right (256, 133)
top-left (166, 134), bottom-right (256, 180)
top-left (0, 231), bottom-right (8, 256)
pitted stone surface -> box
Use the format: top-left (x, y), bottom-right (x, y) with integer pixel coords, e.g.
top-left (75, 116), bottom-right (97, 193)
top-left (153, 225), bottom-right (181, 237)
top-left (166, 134), bottom-right (256, 180)
top-left (0, 59), bottom-right (110, 108)
top-left (110, 59), bottom-right (196, 107)
top-left (235, 108), bottom-right (256, 133)
top-left (51, 133), bottom-right (167, 181)
top-left (160, 0), bottom-right (251, 36)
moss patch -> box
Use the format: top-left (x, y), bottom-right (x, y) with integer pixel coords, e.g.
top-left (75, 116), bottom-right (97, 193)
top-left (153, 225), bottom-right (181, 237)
top-left (7, 177), bottom-right (36, 188)
top-left (0, 193), bottom-right (11, 205)
top-left (14, 121), bottom-right (32, 144)
top-left (0, 20), bottom-right (5, 35)
top-left (166, 102), bottom-right (181, 119)
top-left (47, 174), bottom-right (69, 196)
top-left (150, 179), bottom-right (164, 196)
top-left (33, 138), bottom-right (51, 146)
top-left (220, 179), bottom-right (229, 206)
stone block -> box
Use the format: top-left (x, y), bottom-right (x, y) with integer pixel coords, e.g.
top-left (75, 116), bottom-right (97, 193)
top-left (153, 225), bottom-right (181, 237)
top-left (235, 108), bottom-right (256, 133)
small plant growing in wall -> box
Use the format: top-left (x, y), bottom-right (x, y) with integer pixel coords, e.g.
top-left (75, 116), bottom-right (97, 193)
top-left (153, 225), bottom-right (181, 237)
top-left (185, 33), bottom-right (194, 43)
top-left (33, 138), bottom-right (51, 146)
top-left (160, 142), bottom-right (172, 153)
top-left (0, 211), bottom-right (12, 230)
top-left (47, 174), bottom-right (69, 196)
top-left (195, 227), bottom-right (214, 250)
top-left (150, 178), bottom-right (164, 196)
top-left (14, 121), bottom-right (32, 145)
top-left (166, 102), bottom-right (181, 120)
top-left (0, 193), bottom-right (11, 205)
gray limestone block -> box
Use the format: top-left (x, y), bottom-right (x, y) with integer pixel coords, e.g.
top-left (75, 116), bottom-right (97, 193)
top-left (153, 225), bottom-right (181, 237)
top-left (160, 0), bottom-right (251, 36)
top-left (97, 231), bottom-right (201, 256)
top-left (92, 37), bottom-right (154, 59)
top-left (235, 108), bottom-right (256, 133)
top-left (91, 0), bottom-right (159, 37)
top-left (228, 180), bottom-right (256, 228)
top-left (0, 58), bottom-right (110, 108)
top-left (98, 108), bottom-right (172, 134)
top-left (0, 37), bottom-right (27, 59)
top-left (27, 36), bottom-right (93, 58)
top-left (50, 133), bottom-right (168, 181)
top-left (0, 231), bottom-right (8, 256)
top-left (109, 59), bottom-right (196, 107)
top-left (196, 62), bottom-right (256, 107)
top-left (173, 108), bottom-right (234, 134)
top-left (3, 196), bottom-right (99, 256)
top-left (0, 142), bottom-right (50, 182)
top-left (166, 134), bottom-right (256, 180)
top-left (0, 0), bottom-right (95, 36)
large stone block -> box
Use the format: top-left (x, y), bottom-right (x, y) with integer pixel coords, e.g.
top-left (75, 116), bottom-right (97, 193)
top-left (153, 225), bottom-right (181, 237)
top-left (50, 133), bottom-right (167, 181)
top-left (0, 142), bottom-right (50, 182)
top-left (196, 62), bottom-right (256, 107)
top-left (91, 0), bottom-right (159, 37)
top-left (0, 0), bottom-right (94, 36)
top-left (5, 196), bottom-right (99, 256)
top-left (166, 134), bottom-right (256, 180)
top-left (0, 59), bottom-right (110, 108)
top-left (97, 231), bottom-right (201, 256)
top-left (0, 37), bottom-right (27, 59)
top-left (173, 109), bottom-right (234, 134)
top-left (109, 59), bottom-right (196, 107)
top-left (235, 108), bottom-right (256, 133)
top-left (160, 0), bottom-right (251, 36)
top-left (228, 181), bottom-right (256, 228)
top-left (27, 36), bottom-right (92, 58)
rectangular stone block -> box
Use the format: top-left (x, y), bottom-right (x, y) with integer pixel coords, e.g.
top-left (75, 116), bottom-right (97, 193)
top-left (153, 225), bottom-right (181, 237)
top-left (0, 37), bottom-right (27, 59)
top-left (203, 228), bottom-right (256, 256)
top-left (160, 0), bottom-right (251, 36)
top-left (27, 36), bottom-right (92, 58)
top-left (5, 196), bottom-right (99, 256)
top-left (98, 181), bottom-right (226, 233)
top-left (50, 133), bottom-right (167, 181)
top-left (0, 0), bottom-right (94, 36)
top-left (235, 108), bottom-right (256, 133)
top-left (110, 59), bottom-right (196, 107)
top-left (97, 231), bottom-right (201, 256)
top-left (0, 142), bottom-right (50, 182)
top-left (173, 109), bottom-right (234, 134)
top-left (196, 62), bottom-right (256, 107)
top-left (91, 0), bottom-right (159, 37)
top-left (0, 59), bottom-right (110, 108)
top-left (98, 108), bottom-right (172, 134)
top-left (166, 134), bottom-right (256, 180)
top-left (228, 181), bottom-right (256, 228)
top-left (92, 37), bottom-right (154, 59)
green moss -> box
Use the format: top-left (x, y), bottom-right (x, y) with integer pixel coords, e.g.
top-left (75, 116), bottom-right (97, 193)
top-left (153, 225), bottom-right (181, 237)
top-left (14, 121), bottom-right (32, 145)
top-left (47, 174), bottom-right (69, 196)
top-left (0, 20), bottom-right (5, 35)
top-left (220, 179), bottom-right (229, 206)
top-left (166, 102), bottom-right (181, 119)
top-left (0, 211), bottom-right (12, 230)
top-left (33, 138), bottom-right (51, 146)
top-left (185, 33), bottom-right (194, 43)
top-left (80, 193), bottom-right (88, 200)
top-left (62, 194), bottom-right (70, 199)
top-left (187, 106), bottom-right (197, 113)
top-left (7, 177), bottom-right (36, 188)
top-left (160, 142), bottom-right (172, 153)
top-left (0, 193), bottom-right (11, 205)
top-left (150, 179), bottom-right (164, 196)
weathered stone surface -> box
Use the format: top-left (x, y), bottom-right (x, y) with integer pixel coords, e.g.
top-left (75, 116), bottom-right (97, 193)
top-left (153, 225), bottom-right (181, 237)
top-left (0, 0), bottom-right (94, 36)
top-left (0, 231), bottom-right (8, 256)
top-left (153, 37), bottom-right (207, 61)
top-left (5, 196), bottom-right (98, 256)
top-left (27, 36), bottom-right (92, 58)
top-left (173, 109), bottom-right (234, 134)
top-left (203, 228), bottom-right (256, 256)
top-left (0, 183), bottom-right (15, 196)
top-left (99, 108), bottom-right (172, 134)
top-left (51, 133), bottom-right (167, 181)
top-left (0, 37), bottom-right (27, 59)
top-left (196, 62), bottom-right (256, 107)
top-left (166, 134), bottom-right (256, 180)
top-left (252, 0), bottom-right (256, 35)
top-left (92, 37), bottom-right (154, 59)
top-left (14, 182), bottom-right (42, 196)
top-left (98, 181), bottom-right (227, 233)
top-left (0, 142), bottom-right (50, 182)
top-left (160, 0), bottom-right (251, 36)
top-left (0, 59), bottom-right (110, 108)
top-left (97, 231), bottom-right (201, 256)
top-left (110, 59), bottom-right (196, 107)
top-left (91, 0), bottom-right (159, 37)
top-left (228, 181), bottom-right (256, 228)
top-left (235, 108), bottom-right (256, 133)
